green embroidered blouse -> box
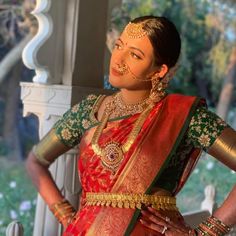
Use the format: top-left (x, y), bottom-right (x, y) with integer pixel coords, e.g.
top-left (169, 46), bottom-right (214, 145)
top-left (52, 94), bottom-right (228, 192)
top-left (53, 94), bottom-right (228, 150)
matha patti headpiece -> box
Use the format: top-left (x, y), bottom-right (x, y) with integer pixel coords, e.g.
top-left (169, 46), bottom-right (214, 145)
top-left (125, 22), bottom-right (147, 39)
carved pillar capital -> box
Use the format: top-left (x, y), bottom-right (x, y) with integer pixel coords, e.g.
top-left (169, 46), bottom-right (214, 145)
top-left (22, 0), bottom-right (66, 84)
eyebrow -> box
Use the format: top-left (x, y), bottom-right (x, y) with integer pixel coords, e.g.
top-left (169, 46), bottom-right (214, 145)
top-left (117, 38), bottom-right (145, 57)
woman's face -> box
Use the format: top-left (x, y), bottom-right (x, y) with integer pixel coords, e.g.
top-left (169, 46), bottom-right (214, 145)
top-left (109, 29), bottom-right (158, 90)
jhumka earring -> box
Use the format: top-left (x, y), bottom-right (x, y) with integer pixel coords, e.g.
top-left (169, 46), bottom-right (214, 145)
top-left (148, 64), bottom-right (178, 104)
top-left (149, 76), bottom-right (167, 104)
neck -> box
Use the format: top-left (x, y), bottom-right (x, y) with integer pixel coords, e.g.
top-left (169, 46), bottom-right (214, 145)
top-left (119, 89), bottom-right (150, 104)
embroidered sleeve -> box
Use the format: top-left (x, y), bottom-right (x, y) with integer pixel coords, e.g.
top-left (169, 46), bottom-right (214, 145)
top-left (187, 106), bottom-right (229, 150)
top-left (53, 94), bottom-right (98, 147)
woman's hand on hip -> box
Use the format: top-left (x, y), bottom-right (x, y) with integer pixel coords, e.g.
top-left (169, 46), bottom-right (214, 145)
top-left (140, 207), bottom-right (196, 236)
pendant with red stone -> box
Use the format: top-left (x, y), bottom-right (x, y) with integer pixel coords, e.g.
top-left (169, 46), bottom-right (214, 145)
top-left (100, 141), bottom-right (123, 173)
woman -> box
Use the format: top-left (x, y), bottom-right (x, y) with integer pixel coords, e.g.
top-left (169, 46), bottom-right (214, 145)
top-left (26, 16), bottom-right (236, 236)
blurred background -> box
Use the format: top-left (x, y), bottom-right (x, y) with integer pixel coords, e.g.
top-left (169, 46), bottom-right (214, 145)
top-left (0, 0), bottom-right (236, 235)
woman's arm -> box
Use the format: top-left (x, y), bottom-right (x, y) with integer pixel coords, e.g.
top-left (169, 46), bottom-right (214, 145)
top-left (25, 129), bottom-right (75, 227)
top-left (26, 95), bottom-right (98, 227)
top-left (207, 127), bottom-right (236, 226)
top-left (212, 184), bottom-right (236, 226)
top-left (26, 150), bottom-right (64, 205)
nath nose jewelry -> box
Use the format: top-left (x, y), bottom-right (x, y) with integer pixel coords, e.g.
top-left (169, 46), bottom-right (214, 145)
top-left (116, 63), bottom-right (129, 74)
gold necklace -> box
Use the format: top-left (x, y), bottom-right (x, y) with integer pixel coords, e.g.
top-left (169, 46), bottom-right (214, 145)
top-left (91, 94), bottom-right (153, 174)
top-left (113, 92), bottom-right (149, 118)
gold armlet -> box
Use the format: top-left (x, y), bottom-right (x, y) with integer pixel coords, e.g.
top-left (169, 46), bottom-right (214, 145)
top-left (33, 129), bottom-right (71, 166)
top-left (32, 145), bottom-right (51, 166)
top-left (208, 127), bottom-right (236, 169)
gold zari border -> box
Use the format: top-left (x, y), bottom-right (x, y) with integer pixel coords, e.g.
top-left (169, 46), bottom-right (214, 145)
top-left (85, 192), bottom-right (177, 210)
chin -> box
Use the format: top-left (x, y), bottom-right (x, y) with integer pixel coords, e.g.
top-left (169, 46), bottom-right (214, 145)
top-left (108, 75), bottom-right (123, 89)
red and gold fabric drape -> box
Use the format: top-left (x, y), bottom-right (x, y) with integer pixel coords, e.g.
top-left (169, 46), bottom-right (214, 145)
top-left (64, 94), bottom-right (203, 236)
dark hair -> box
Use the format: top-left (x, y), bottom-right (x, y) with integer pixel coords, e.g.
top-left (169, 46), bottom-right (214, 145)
top-left (131, 16), bottom-right (181, 68)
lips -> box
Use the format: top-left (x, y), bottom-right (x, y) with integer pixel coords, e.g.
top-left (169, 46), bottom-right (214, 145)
top-left (111, 68), bottom-right (124, 77)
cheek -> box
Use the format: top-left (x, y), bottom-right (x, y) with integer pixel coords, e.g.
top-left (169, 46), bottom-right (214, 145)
top-left (128, 61), bottom-right (153, 78)
top-left (109, 51), bottom-right (153, 78)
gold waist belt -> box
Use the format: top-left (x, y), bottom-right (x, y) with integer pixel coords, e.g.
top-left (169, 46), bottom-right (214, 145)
top-left (85, 192), bottom-right (177, 210)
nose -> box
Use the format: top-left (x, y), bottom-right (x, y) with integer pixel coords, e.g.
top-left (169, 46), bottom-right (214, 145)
top-left (112, 50), bottom-right (127, 66)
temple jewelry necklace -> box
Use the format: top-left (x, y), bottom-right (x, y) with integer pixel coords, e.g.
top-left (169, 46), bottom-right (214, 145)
top-left (91, 92), bottom-right (156, 173)
top-left (91, 99), bottom-right (153, 173)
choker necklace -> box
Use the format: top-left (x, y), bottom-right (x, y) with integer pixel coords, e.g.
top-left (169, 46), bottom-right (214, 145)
top-left (91, 93), bottom-right (153, 173)
top-left (109, 92), bottom-right (149, 119)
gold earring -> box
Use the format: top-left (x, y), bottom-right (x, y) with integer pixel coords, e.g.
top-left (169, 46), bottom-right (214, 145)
top-left (148, 76), bottom-right (167, 104)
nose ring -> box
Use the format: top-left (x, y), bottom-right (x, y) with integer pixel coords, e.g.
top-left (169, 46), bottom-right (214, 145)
top-left (117, 63), bottom-right (129, 74)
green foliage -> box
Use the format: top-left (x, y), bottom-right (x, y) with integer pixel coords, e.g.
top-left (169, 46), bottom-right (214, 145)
top-left (209, 40), bottom-right (231, 95)
top-left (0, 141), bottom-right (8, 156)
top-left (178, 153), bottom-right (235, 212)
top-left (0, 158), bottom-right (36, 236)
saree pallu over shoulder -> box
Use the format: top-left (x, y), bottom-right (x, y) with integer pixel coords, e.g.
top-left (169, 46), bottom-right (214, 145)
top-left (86, 94), bottom-right (205, 236)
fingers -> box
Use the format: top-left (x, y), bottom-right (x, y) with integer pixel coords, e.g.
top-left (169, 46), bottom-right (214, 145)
top-left (147, 207), bottom-right (186, 230)
top-left (140, 209), bottom-right (170, 234)
top-left (140, 207), bottom-right (191, 235)
top-left (140, 218), bottom-right (167, 233)
top-left (141, 210), bottom-right (166, 226)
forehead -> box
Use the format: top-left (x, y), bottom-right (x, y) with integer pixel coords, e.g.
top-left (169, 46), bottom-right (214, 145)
top-left (119, 29), bottom-right (154, 57)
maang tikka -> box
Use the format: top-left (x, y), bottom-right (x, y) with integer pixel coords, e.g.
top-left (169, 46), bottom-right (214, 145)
top-left (124, 22), bottom-right (147, 39)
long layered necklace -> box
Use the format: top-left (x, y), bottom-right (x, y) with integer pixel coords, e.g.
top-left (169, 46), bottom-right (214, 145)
top-left (91, 92), bottom-right (153, 174)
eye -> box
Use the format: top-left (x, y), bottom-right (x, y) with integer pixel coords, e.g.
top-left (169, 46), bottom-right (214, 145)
top-left (130, 52), bottom-right (142, 60)
top-left (114, 43), bottom-right (122, 50)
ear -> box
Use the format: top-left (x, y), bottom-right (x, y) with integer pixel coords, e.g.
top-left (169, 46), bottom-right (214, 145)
top-left (148, 64), bottom-right (169, 80)
top-left (157, 64), bottom-right (168, 78)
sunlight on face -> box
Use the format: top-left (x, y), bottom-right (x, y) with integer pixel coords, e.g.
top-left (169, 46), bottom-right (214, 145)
top-left (109, 29), bottom-right (157, 90)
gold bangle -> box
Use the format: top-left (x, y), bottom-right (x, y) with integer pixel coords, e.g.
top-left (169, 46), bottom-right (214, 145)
top-left (209, 216), bottom-right (231, 233)
top-left (49, 199), bottom-right (76, 224)
top-left (196, 215), bottom-right (231, 236)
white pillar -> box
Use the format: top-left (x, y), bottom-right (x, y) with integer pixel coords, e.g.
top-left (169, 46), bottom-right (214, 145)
top-left (20, 0), bottom-right (121, 235)
top-left (22, 0), bottom-right (66, 84)
top-left (21, 84), bottom-right (81, 236)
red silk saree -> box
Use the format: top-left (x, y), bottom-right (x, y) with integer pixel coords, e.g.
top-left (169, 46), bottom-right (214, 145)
top-left (63, 94), bottom-right (204, 236)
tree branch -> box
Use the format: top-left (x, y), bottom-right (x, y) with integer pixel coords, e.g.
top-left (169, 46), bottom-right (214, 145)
top-left (0, 33), bottom-right (32, 84)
